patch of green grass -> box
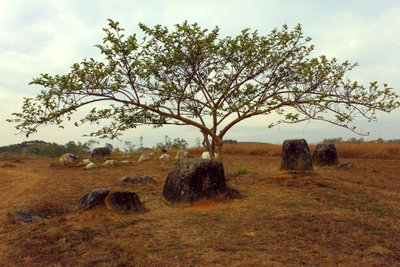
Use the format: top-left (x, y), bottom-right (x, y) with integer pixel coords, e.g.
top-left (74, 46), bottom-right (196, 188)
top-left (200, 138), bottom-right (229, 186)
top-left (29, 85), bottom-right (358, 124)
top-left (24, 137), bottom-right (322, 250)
top-left (235, 168), bottom-right (250, 175)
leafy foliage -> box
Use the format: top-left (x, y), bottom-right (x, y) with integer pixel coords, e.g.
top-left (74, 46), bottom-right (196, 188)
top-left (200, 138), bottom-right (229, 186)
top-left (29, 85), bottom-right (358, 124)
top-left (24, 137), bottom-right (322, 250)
top-left (8, 20), bottom-right (399, 161)
top-left (0, 141), bottom-right (91, 157)
top-left (155, 135), bottom-right (188, 150)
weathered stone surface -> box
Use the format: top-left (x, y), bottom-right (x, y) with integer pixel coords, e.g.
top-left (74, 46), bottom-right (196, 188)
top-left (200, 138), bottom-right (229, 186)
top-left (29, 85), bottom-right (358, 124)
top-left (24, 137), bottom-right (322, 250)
top-left (163, 158), bottom-right (227, 203)
top-left (159, 154), bottom-right (172, 161)
top-left (138, 153), bottom-right (154, 162)
top-left (312, 143), bottom-right (339, 166)
top-left (76, 188), bottom-right (110, 210)
top-left (59, 153), bottom-right (78, 167)
top-left (91, 147), bottom-right (112, 158)
top-left (175, 150), bottom-right (192, 160)
top-left (84, 162), bottom-right (97, 170)
top-left (119, 175), bottom-right (157, 185)
top-left (102, 159), bottom-right (117, 167)
top-left (280, 139), bottom-right (313, 171)
top-left (106, 191), bottom-right (146, 212)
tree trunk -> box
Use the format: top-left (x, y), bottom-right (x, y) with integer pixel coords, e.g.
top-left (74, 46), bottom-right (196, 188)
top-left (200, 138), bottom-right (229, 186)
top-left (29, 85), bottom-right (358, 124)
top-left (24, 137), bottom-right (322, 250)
top-left (215, 140), bottom-right (224, 163)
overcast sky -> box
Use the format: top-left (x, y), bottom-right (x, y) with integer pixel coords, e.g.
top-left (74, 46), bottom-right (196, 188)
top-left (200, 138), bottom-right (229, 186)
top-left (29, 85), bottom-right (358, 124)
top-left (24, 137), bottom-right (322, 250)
top-left (1, 0), bottom-right (399, 148)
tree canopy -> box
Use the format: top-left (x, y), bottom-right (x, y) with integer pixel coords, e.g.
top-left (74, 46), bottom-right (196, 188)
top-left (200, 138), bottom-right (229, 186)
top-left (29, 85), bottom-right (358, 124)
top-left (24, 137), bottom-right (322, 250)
top-left (8, 20), bottom-right (399, 161)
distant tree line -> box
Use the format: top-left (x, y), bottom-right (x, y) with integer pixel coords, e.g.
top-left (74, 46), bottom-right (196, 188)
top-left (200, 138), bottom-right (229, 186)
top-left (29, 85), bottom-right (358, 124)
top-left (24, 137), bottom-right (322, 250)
top-left (0, 140), bottom-right (93, 157)
top-left (322, 137), bottom-right (400, 144)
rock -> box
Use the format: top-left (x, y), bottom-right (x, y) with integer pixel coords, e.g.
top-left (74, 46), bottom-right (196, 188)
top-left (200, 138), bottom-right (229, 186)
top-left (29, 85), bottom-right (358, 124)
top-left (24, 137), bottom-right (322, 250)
top-left (163, 158), bottom-right (227, 203)
top-left (59, 153), bottom-right (78, 167)
top-left (76, 188), bottom-right (110, 210)
top-left (312, 143), bottom-right (339, 166)
top-left (2, 163), bottom-right (16, 168)
top-left (280, 139), bottom-right (313, 171)
top-left (106, 191), bottom-right (146, 212)
top-left (120, 175), bottom-right (157, 185)
top-left (14, 210), bottom-right (41, 223)
top-left (77, 158), bottom-right (92, 167)
top-left (138, 153), bottom-right (154, 162)
top-left (159, 154), bottom-right (172, 161)
top-left (102, 159), bottom-right (117, 167)
top-left (121, 160), bottom-right (131, 164)
top-left (201, 151), bottom-right (217, 160)
top-left (91, 147), bottom-right (112, 158)
top-left (84, 162), bottom-right (97, 170)
top-left (82, 158), bottom-right (92, 165)
top-left (175, 150), bottom-right (192, 160)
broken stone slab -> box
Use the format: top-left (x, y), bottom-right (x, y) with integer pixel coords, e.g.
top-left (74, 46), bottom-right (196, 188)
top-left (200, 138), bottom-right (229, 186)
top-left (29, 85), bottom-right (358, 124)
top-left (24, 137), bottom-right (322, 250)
top-left (76, 188), bottom-right (110, 210)
top-left (163, 158), bottom-right (228, 203)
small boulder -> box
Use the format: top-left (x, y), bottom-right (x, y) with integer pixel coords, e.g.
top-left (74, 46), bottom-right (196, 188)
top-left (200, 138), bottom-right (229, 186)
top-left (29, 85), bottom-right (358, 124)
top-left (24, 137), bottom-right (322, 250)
top-left (201, 151), bottom-right (217, 160)
top-left (84, 162), bottom-right (97, 170)
top-left (312, 143), bottom-right (339, 166)
top-left (163, 158), bottom-right (227, 203)
top-left (82, 158), bottom-right (92, 165)
top-left (102, 159), bottom-right (117, 167)
top-left (138, 153), bottom-right (154, 162)
top-left (120, 175), bottom-right (157, 185)
top-left (77, 158), bottom-right (92, 167)
top-left (280, 139), bottom-right (313, 171)
top-left (159, 154), bottom-right (172, 161)
top-left (106, 191), bottom-right (146, 212)
top-left (76, 188), bottom-right (110, 210)
top-left (175, 150), bottom-right (192, 160)
top-left (59, 153), bottom-right (78, 167)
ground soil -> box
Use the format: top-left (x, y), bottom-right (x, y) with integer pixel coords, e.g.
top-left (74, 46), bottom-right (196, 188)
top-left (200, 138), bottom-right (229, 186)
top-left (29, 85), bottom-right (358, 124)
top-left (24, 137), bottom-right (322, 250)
top-left (0, 154), bottom-right (399, 266)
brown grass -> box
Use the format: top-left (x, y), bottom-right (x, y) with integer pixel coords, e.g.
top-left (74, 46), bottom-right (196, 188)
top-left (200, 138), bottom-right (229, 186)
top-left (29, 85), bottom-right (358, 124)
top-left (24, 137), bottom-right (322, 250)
top-left (188, 142), bottom-right (400, 160)
top-left (0, 150), bottom-right (400, 266)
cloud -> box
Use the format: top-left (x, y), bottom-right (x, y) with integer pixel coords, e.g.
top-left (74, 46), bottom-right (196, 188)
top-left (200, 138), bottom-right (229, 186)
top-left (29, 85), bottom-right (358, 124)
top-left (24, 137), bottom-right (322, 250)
top-left (1, 0), bottom-right (399, 146)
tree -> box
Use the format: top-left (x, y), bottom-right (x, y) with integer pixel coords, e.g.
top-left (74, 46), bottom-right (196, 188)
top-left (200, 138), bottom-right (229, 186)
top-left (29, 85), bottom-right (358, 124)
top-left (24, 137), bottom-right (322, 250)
top-left (8, 20), bottom-right (399, 162)
top-left (156, 135), bottom-right (189, 150)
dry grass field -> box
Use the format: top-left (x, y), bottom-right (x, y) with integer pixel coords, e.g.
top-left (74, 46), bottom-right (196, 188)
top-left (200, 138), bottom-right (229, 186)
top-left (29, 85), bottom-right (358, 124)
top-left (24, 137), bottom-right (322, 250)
top-left (1, 143), bottom-right (400, 266)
